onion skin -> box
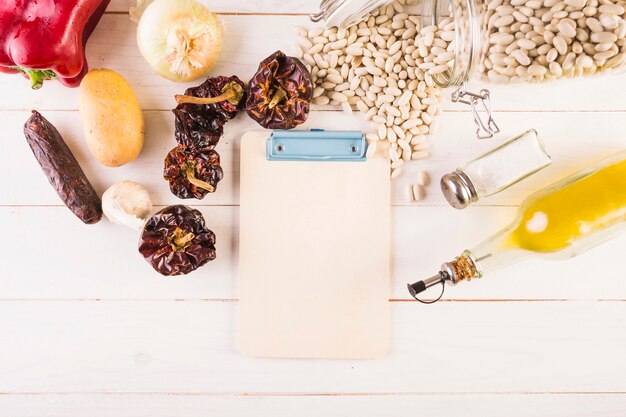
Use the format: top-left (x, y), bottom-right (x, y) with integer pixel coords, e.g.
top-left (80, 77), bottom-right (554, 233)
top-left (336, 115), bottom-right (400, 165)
top-left (136, 0), bottom-right (223, 82)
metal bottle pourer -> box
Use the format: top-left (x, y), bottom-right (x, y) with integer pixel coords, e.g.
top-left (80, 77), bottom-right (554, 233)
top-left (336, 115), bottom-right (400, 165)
top-left (407, 272), bottom-right (448, 303)
top-left (407, 259), bottom-right (474, 303)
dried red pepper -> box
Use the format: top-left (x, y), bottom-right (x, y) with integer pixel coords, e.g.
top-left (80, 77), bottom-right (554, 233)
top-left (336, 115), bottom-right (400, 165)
top-left (164, 146), bottom-right (223, 200)
top-left (246, 50), bottom-right (313, 130)
top-left (173, 75), bottom-right (246, 152)
top-left (172, 107), bottom-right (223, 153)
top-left (138, 205), bottom-right (216, 276)
top-left (0, 0), bottom-right (111, 89)
top-left (175, 75), bottom-right (246, 116)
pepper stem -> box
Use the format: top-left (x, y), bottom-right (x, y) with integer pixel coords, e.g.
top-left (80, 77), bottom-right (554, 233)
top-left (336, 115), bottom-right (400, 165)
top-left (184, 165), bottom-right (215, 193)
top-left (175, 81), bottom-right (244, 106)
top-left (268, 86), bottom-right (288, 109)
top-left (168, 227), bottom-right (195, 252)
top-left (11, 67), bottom-right (57, 90)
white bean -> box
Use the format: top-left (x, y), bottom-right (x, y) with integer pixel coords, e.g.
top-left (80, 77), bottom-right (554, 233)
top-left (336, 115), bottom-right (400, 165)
top-left (389, 147), bottom-right (400, 162)
top-left (313, 96), bottom-right (330, 105)
top-left (346, 46), bottom-right (363, 56)
top-left (512, 49), bottom-right (531, 65)
top-left (366, 141), bottom-right (377, 158)
top-left (412, 151), bottom-right (431, 160)
top-left (417, 171), bottom-right (430, 186)
top-left (591, 31), bottom-right (618, 43)
top-left (412, 184), bottom-right (425, 201)
top-left (330, 92), bottom-right (347, 103)
top-left (552, 36), bottom-right (568, 55)
top-left (326, 73), bottom-right (343, 84)
top-left (598, 4), bottom-right (625, 15)
top-left (404, 185), bottom-right (415, 202)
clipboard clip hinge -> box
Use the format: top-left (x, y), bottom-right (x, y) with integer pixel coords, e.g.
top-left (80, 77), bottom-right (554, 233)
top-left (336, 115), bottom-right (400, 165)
top-left (266, 129), bottom-right (367, 162)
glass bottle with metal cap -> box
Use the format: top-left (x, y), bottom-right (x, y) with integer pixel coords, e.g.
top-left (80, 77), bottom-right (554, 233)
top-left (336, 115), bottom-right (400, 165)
top-left (409, 150), bottom-right (626, 301)
top-left (441, 129), bottom-right (552, 209)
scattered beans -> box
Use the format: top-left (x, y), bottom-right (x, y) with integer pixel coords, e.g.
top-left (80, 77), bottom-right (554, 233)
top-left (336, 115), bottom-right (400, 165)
top-left (297, 0), bottom-right (444, 179)
top-left (298, 0), bottom-right (626, 181)
top-left (417, 170), bottom-right (430, 186)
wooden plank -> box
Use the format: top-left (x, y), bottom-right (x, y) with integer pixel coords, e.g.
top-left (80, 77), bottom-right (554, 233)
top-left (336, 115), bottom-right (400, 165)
top-left (107, 0), bottom-right (319, 14)
top-left (2, 205), bottom-right (626, 300)
top-left (3, 110), bottom-right (625, 208)
top-left (2, 393), bottom-right (625, 417)
top-left (0, 1), bottom-right (622, 408)
top-left (0, 206), bottom-right (237, 299)
top-left (1, 15), bottom-right (626, 112)
top-left (0, 300), bottom-right (625, 393)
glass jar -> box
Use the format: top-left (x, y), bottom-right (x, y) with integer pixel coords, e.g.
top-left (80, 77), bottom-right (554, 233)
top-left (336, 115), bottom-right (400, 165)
top-left (421, 0), bottom-right (626, 87)
top-left (310, 0), bottom-right (395, 28)
top-left (417, 0), bottom-right (626, 137)
top-left (310, 0), bottom-right (626, 138)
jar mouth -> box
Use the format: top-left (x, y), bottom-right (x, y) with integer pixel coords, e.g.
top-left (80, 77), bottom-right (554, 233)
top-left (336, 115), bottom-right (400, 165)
top-left (422, 0), bottom-right (480, 88)
top-left (311, 0), bottom-right (393, 28)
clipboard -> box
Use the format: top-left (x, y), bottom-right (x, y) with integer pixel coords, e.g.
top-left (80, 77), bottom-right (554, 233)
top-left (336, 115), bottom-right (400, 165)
top-left (238, 130), bottom-right (391, 359)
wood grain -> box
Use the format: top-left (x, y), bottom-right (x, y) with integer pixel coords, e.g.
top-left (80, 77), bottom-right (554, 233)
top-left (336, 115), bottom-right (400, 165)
top-left (2, 15), bottom-right (626, 112)
top-left (1, 1), bottom-right (625, 413)
top-left (107, 0), bottom-right (319, 14)
top-left (2, 393), bottom-right (625, 417)
top-left (3, 110), bottom-right (624, 207)
top-left (2, 205), bottom-right (626, 300)
top-left (1, 300), bottom-right (626, 393)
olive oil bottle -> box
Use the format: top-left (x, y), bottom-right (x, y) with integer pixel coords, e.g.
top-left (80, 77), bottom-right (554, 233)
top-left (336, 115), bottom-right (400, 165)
top-left (408, 150), bottom-right (626, 299)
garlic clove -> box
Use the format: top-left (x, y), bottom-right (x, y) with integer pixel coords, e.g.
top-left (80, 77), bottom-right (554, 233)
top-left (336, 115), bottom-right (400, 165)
top-left (102, 181), bottom-right (153, 230)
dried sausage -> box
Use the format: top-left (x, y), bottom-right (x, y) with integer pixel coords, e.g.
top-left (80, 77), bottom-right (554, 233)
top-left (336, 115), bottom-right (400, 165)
top-left (23, 110), bottom-right (102, 224)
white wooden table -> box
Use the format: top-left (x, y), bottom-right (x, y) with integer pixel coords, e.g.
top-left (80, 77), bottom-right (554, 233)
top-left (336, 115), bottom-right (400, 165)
top-left (2, 1), bottom-right (626, 415)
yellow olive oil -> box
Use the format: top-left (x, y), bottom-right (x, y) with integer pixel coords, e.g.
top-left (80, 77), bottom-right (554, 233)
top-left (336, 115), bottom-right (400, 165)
top-left (408, 151), bottom-right (626, 300)
top-left (507, 158), bottom-right (626, 253)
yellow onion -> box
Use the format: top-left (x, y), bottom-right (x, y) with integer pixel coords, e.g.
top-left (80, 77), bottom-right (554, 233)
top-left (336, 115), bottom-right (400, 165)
top-left (136, 0), bottom-right (223, 82)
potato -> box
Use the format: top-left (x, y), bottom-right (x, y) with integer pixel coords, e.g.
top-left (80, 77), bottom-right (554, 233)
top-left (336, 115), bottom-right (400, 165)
top-left (79, 69), bottom-right (144, 167)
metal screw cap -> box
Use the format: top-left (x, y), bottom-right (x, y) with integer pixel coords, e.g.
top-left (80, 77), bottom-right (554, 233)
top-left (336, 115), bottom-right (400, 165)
top-left (440, 169), bottom-right (478, 210)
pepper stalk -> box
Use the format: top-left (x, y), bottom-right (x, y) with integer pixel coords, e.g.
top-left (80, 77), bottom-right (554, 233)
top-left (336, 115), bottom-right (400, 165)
top-left (11, 67), bottom-right (58, 90)
top-left (268, 86), bottom-right (288, 109)
top-left (168, 227), bottom-right (195, 252)
top-left (182, 161), bottom-right (215, 193)
top-left (175, 81), bottom-right (245, 105)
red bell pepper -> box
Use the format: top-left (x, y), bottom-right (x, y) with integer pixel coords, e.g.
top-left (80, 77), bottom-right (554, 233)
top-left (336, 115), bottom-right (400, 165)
top-left (0, 0), bottom-right (111, 89)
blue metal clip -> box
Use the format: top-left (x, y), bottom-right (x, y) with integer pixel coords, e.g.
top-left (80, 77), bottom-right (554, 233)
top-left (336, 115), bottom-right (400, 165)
top-left (266, 130), bottom-right (367, 162)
